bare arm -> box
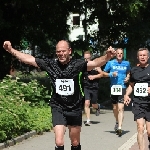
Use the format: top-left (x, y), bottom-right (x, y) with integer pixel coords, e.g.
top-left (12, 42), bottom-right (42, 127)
top-left (103, 71), bottom-right (118, 77)
top-left (87, 47), bottom-right (116, 71)
top-left (94, 67), bottom-right (103, 79)
top-left (103, 72), bottom-right (109, 77)
top-left (88, 67), bottom-right (103, 80)
top-left (126, 72), bottom-right (130, 78)
top-left (124, 82), bottom-right (134, 106)
top-left (125, 82), bottom-right (134, 96)
top-left (3, 41), bottom-right (38, 67)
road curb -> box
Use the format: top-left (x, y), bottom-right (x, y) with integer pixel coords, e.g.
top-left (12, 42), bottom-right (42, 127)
top-left (118, 132), bottom-right (137, 150)
top-left (118, 130), bottom-right (147, 150)
top-left (0, 130), bottom-right (37, 150)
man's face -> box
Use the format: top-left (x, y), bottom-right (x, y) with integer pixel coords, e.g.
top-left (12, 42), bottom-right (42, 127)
top-left (137, 50), bottom-right (149, 65)
top-left (56, 41), bottom-right (71, 64)
top-left (116, 49), bottom-right (123, 61)
top-left (84, 53), bottom-right (91, 62)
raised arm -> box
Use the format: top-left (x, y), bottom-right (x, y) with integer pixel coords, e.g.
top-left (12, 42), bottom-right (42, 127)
top-left (87, 47), bottom-right (116, 71)
top-left (3, 41), bottom-right (38, 67)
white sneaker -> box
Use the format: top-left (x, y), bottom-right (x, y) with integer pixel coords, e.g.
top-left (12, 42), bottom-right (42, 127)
top-left (85, 121), bottom-right (91, 126)
top-left (114, 123), bottom-right (118, 131)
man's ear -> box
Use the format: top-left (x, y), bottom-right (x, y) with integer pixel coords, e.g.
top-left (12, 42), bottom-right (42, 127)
top-left (69, 48), bottom-right (72, 55)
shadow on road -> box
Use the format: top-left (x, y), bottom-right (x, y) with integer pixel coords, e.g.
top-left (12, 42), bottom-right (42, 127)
top-left (104, 130), bottom-right (130, 136)
top-left (83, 121), bottom-right (100, 124)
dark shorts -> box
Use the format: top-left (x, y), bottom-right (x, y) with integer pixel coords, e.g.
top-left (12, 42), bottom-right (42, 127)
top-left (132, 102), bottom-right (150, 121)
top-left (51, 107), bottom-right (82, 127)
top-left (110, 88), bottom-right (126, 104)
top-left (84, 87), bottom-right (98, 104)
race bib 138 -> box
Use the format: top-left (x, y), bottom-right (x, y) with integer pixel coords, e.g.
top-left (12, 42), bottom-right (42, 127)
top-left (111, 85), bottom-right (122, 95)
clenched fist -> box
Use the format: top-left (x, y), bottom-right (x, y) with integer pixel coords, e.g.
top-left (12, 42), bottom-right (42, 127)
top-left (3, 41), bottom-right (12, 52)
top-left (106, 46), bottom-right (116, 59)
top-left (112, 71), bottom-right (118, 77)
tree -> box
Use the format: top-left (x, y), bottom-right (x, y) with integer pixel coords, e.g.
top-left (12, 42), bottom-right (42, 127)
top-left (0, 0), bottom-right (150, 79)
top-left (0, 0), bottom-right (72, 79)
top-left (73, 0), bottom-right (150, 50)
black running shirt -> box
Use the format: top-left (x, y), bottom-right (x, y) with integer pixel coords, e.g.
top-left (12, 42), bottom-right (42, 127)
top-left (83, 68), bottom-right (100, 90)
top-left (35, 58), bottom-right (87, 111)
top-left (130, 65), bottom-right (150, 103)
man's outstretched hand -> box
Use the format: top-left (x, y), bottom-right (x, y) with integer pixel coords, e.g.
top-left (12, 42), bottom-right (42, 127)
top-left (106, 46), bottom-right (116, 59)
top-left (3, 41), bottom-right (12, 52)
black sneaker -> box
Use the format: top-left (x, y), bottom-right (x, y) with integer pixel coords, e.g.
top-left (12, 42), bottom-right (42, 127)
top-left (116, 129), bottom-right (122, 137)
top-left (95, 104), bottom-right (100, 116)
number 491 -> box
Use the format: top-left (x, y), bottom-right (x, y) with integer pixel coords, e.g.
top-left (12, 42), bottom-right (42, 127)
top-left (59, 85), bottom-right (71, 91)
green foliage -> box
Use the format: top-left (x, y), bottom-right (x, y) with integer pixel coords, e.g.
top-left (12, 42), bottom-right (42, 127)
top-left (20, 38), bottom-right (30, 50)
top-left (74, 0), bottom-right (150, 50)
top-left (0, 0), bottom-right (71, 79)
top-left (16, 71), bottom-right (47, 79)
top-left (71, 40), bottom-right (95, 59)
top-left (31, 107), bottom-right (52, 132)
top-left (0, 75), bottom-right (51, 106)
top-left (0, 76), bottom-right (52, 142)
top-left (0, 0), bottom-right (150, 79)
top-left (128, 0), bottom-right (147, 17)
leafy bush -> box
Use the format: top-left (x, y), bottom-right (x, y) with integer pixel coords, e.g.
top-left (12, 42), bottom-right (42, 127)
top-left (0, 75), bottom-right (51, 106)
top-left (0, 76), bottom-right (52, 143)
top-left (16, 71), bottom-right (47, 79)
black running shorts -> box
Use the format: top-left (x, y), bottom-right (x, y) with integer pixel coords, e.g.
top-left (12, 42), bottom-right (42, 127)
top-left (51, 107), bottom-right (82, 127)
top-left (84, 87), bottom-right (98, 104)
top-left (132, 102), bottom-right (150, 121)
top-left (110, 88), bottom-right (126, 104)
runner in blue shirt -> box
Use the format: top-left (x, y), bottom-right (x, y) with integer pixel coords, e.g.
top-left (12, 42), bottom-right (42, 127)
top-left (103, 48), bottom-right (130, 136)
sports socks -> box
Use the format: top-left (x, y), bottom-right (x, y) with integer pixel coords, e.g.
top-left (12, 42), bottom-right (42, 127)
top-left (87, 119), bottom-right (90, 122)
top-left (55, 144), bottom-right (81, 150)
top-left (55, 145), bottom-right (64, 150)
top-left (118, 127), bottom-right (121, 129)
top-left (71, 144), bottom-right (81, 150)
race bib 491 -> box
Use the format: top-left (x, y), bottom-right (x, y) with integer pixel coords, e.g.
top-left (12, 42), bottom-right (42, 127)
top-left (134, 83), bottom-right (148, 97)
top-left (56, 79), bottom-right (74, 96)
